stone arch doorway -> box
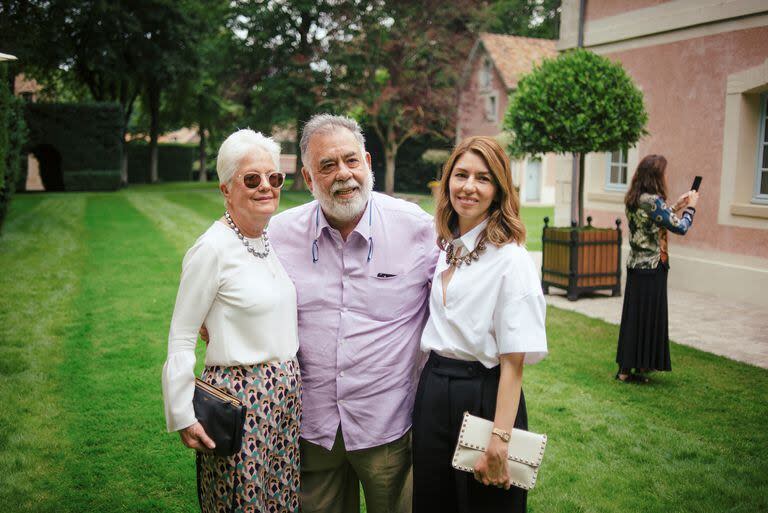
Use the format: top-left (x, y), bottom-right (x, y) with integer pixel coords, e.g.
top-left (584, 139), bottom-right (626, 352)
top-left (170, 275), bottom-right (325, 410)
top-left (28, 144), bottom-right (64, 191)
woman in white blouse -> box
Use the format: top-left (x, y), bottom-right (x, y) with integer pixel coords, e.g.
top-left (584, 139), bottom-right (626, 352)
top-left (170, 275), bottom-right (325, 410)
top-left (162, 129), bottom-right (301, 513)
top-left (412, 136), bottom-right (547, 513)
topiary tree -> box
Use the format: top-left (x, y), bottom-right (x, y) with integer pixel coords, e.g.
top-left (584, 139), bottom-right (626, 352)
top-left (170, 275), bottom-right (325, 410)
top-left (504, 49), bottom-right (647, 226)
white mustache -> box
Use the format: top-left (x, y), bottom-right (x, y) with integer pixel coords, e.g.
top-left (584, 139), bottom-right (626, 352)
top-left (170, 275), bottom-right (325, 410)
top-left (331, 179), bottom-right (360, 193)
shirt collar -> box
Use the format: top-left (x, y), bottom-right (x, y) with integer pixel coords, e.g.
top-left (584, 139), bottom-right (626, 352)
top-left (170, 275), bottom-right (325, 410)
top-left (351, 198), bottom-right (373, 241)
top-left (454, 218), bottom-right (489, 253)
top-left (315, 197), bottom-right (373, 241)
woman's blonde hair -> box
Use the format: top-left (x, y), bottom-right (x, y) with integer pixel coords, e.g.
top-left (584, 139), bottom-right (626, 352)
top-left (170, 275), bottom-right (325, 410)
top-left (435, 136), bottom-right (526, 249)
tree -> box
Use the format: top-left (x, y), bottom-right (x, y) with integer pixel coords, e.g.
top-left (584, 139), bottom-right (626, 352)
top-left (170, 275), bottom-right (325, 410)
top-left (329, 0), bottom-right (480, 195)
top-left (133, 1), bottom-right (203, 183)
top-left (504, 49), bottom-right (648, 225)
top-left (0, 1), bottom-right (143, 182)
top-left (163, 4), bottom-right (243, 183)
top-left (480, 0), bottom-right (561, 39)
top-left (231, 0), bottom-right (364, 191)
top-left (1, 1), bottom-right (205, 184)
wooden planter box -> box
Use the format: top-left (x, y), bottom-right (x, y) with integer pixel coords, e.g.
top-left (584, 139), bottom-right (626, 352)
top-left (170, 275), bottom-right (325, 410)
top-left (541, 216), bottom-right (622, 301)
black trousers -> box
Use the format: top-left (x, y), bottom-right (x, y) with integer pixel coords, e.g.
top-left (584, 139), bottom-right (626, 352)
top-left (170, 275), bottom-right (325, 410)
top-left (412, 352), bottom-right (528, 513)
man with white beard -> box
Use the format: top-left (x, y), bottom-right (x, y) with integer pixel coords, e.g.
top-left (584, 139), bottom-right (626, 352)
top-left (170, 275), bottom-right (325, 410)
top-left (269, 114), bottom-right (438, 513)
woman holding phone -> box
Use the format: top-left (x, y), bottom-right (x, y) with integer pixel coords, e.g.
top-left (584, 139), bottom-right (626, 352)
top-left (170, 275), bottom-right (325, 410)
top-left (615, 154), bottom-right (699, 383)
top-left (412, 136), bottom-right (547, 513)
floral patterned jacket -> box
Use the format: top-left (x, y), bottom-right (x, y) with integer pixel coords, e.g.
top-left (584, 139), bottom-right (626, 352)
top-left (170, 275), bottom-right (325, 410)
top-left (626, 193), bottom-right (696, 269)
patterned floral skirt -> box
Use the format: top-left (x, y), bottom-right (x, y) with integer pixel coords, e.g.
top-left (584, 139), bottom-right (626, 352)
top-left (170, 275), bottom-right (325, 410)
top-left (196, 358), bottom-right (301, 513)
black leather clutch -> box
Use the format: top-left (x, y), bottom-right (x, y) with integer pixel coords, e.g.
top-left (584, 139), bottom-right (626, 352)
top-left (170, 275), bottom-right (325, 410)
top-left (192, 378), bottom-right (247, 457)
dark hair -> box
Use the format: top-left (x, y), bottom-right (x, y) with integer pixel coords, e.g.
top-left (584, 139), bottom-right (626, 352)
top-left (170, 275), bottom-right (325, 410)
top-left (625, 154), bottom-right (668, 209)
top-left (435, 136), bottom-right (525, 249)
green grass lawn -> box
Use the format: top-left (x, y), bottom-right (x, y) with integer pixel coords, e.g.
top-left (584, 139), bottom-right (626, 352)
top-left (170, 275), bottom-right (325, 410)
top-left (1, 185), bottom-right (766, 512)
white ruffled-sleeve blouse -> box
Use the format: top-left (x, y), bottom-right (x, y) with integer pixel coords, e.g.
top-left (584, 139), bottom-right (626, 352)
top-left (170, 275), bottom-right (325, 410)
top-left (161, 221), bottom-right (299, 432)
top-left (420, 219), bottom-right (548, 368)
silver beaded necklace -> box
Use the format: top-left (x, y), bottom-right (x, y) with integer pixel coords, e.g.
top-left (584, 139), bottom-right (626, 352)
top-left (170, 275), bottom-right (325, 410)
top-left (224, 210), bottom-right (270, 259)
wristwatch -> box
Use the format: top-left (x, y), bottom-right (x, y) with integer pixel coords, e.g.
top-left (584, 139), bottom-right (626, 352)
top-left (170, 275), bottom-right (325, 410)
top-left (491, 427), bottom-right (511, 443)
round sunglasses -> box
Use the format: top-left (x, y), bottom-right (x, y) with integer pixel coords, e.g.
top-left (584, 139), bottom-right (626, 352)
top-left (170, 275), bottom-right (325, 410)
top-left (242, 172), bottom-right (286, 189)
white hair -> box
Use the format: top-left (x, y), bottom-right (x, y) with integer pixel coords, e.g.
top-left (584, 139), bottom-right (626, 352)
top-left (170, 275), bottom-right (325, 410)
top-left (300, 114), bottom-right (366, 171)
top-left (216, 129), bottom-right (281, 185)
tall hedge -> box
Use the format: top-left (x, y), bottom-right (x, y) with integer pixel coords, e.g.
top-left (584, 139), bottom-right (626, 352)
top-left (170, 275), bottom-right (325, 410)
top-left (126, 142), bottom-right (195, 183)
top-left (365, 129), bottom-right (451, 193)
top-left (0, 64), bottom-right (28, 234)
top-left (22, 102), bottom-right (122, 191)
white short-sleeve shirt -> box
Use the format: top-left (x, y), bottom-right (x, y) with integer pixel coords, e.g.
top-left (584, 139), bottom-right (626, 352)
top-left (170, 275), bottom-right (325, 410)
top-left (420, 219), bottom-right (548, 368)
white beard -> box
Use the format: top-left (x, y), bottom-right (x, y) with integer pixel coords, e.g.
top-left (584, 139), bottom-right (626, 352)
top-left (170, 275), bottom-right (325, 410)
top-left (313, 169), bottom-right (375, 224)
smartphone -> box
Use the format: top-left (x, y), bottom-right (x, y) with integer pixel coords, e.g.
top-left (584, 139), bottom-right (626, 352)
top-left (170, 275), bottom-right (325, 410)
top-left (691, 175), bottom-right (702, 191)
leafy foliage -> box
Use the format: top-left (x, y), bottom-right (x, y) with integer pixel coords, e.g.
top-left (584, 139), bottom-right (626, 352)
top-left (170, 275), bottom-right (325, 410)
top-left (23, 103), bottom-right (123, 191)
top-left (505, 49), bottom-right (648, 157)
top-left (479, 0), bottom-right (561, 39)
top-left (160, 2), bottom-right (243, 182)
top-left (229, 0), bottom-right (370, 189)
top-left (329, 0), bottom-right (482, 194)
top-left (126, 142), bottom-right (196, 184)
top-left (1, 0), bottom-right (206, 183)
top-left (0, 63), bottom-right (28, 233)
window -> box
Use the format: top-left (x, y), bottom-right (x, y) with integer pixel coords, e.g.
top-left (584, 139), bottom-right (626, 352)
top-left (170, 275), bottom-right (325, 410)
top-left (755, 93), bottom-right (768, 203)
top-left (605, 149), bottom-right (629, 191)
top-left (484, 94), bottom-right (497, 122)
top-left (480, 58), bottom-right (492, 89)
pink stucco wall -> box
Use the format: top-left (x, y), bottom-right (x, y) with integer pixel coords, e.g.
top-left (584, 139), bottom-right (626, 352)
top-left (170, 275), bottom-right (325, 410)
top-left (456, 48), bottom-right (508, 141)
top-left (586, 26), bottom-right (768, 259)
top-left (585, 0), bottom-right (673, 21)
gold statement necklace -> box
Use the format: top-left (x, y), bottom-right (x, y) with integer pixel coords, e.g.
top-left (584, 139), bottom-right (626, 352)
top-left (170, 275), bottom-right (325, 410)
top-left (444, 239), bottom-right (486, 267)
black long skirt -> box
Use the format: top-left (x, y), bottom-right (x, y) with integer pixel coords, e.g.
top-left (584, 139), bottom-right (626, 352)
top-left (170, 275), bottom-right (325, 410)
top-left (616, 264), bottom-right (672, 371)
top-left (412, 352), bottom-right (528, 513)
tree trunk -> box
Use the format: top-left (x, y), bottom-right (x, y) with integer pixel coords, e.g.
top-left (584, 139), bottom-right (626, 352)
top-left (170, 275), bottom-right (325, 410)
top-left (119, 114), bottom-right (129, 186)
top-left (570, 152), bottom-right (580, 226)
top-left (198, 126), bottom-right (207, 182)
top-left (120, 143), bottom-right (128, 185)
top-left (384, 133), bottom-right (398, 195)
top-left (290, 113), bottom-right (307, 191)
top-left (148, 84), bottom-right (160, 183)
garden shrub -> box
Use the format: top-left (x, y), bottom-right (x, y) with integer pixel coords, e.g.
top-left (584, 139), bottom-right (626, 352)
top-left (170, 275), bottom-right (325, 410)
top-left (22, 102), bottom-right (122, 191)
top-left (63, 170), bottom-right (122, 191)
top-left (0, 63), bottom-right (28, 234)
top-left (126, 142), bottom-right (195, 183)
top-left (365, 130), bottom-right (451, 194)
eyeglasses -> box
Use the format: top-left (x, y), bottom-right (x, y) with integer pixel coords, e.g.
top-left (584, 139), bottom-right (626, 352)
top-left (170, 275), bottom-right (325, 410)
top-left (243, 172), bottom-right (286, 189)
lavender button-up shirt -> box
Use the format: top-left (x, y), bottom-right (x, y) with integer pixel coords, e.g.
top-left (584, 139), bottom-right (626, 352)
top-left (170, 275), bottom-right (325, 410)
top-left (269, 192), bottom-right (438, 450)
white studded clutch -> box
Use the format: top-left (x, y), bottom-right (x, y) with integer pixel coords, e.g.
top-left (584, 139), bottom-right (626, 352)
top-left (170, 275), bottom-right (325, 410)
top-left (451, 411), bottom-right (547, 490)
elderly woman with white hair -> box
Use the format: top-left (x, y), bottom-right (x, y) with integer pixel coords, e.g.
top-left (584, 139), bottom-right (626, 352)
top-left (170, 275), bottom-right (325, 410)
top-left (162, 129), bottom-right (301, 513)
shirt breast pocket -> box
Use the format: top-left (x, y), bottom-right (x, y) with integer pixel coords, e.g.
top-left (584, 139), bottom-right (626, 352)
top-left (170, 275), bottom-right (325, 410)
top-left (365, 264), bottom-right (421, 321)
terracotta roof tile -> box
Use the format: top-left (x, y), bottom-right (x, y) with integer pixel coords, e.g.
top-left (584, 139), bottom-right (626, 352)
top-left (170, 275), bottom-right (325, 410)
top-left (478, 33), bottom-right (557, 90)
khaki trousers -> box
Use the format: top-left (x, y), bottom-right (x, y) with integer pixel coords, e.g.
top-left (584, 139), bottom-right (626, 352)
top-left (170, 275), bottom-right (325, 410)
top-left (299, 427), bottom-right (412, 513)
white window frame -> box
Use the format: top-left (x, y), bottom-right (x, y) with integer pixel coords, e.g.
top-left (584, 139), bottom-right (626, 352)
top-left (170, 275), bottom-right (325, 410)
top-left (480, 58), bottom-right (492, 90)
top-left (605, 149), bottom-right (629, 191)
top-left (484, 93), bottom-right (498, 122)
top-left (754, 92), bottom-right (768, 204)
